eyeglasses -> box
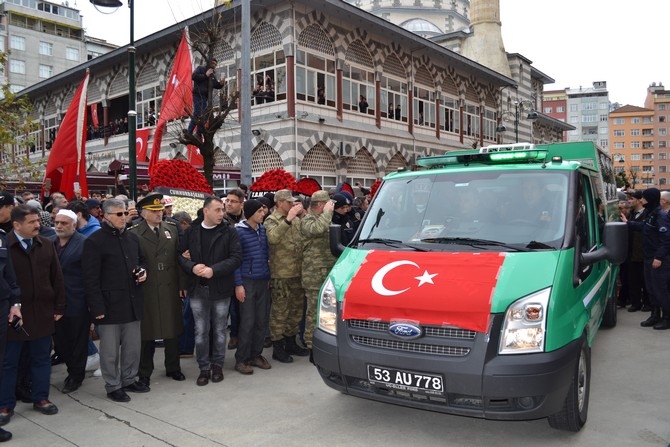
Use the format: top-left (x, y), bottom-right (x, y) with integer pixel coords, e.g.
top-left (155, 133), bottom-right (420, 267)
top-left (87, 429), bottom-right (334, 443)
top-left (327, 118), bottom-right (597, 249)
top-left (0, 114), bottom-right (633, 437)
top-left (225, 199), bottom-right (241, 204)
top-left (106, 211), bottom-right (129, 217)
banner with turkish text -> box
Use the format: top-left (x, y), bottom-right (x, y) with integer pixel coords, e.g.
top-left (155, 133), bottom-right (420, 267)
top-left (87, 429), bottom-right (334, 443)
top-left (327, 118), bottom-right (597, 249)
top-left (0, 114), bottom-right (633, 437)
top-left (341, 251), bottom-right (506, 333)
top-left (42, 70), bottom-right (90, 200)
top-left (149, 27), bottom-right (193, 173)
top-left (136, 128), bottom-right (150, 162)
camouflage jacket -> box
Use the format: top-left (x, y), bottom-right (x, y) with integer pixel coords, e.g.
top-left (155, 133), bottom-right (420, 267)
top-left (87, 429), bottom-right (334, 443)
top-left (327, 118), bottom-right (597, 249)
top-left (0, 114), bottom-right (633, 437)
top-left (264, 210), bottom-right (303, 278)
top-left (299, 208), bottom-right (336, 288)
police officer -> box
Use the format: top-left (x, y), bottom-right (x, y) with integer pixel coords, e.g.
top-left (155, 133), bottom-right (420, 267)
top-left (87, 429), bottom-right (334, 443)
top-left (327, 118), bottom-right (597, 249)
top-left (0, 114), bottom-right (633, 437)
top-left (331, 193), bottom-right (355, 246)
top-left (130, 194), bottom-right (188, 385)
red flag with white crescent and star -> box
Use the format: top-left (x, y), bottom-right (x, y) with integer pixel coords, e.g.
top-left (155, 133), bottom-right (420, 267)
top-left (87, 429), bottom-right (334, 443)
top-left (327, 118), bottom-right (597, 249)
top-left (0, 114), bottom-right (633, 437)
top-left (341, 251), bottom-right (506, 333)
top-left (135, 128), bottom-right (150, 162)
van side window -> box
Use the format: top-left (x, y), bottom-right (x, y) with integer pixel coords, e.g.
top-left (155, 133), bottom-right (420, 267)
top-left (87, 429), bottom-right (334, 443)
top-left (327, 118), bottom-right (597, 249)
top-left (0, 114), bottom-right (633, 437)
top-left (576, 174), bottom-right (597, 281)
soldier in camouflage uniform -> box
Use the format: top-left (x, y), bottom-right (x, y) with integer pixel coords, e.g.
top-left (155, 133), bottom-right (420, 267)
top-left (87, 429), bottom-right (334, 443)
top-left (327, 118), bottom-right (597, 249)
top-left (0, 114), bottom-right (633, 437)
top-left (299, 190), bottom-right (336, 354)
top-left (264, 190), bottom-right (308, 363)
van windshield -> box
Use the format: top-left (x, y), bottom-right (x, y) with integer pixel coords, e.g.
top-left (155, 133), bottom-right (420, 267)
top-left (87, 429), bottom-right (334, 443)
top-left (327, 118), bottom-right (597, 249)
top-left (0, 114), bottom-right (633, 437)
top-left (357, 170), bottom-right (569, 251)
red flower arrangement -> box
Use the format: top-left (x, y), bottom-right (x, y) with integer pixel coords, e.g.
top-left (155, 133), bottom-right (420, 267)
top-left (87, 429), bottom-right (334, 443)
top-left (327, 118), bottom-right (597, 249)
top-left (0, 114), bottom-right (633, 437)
top-left (149, 159), bottom-right (213, 194)
top-left (250, 169), bottom-right (297, 192)
top-left (369, 179), bottom-right (382, 200)
top-left (294, 177), bottom-right (321, 196)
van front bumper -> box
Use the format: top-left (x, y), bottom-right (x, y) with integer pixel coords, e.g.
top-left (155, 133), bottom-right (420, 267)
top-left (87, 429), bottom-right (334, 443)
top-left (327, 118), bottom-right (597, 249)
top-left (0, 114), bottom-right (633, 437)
top-left (312, 319), bottom-right (581, 421)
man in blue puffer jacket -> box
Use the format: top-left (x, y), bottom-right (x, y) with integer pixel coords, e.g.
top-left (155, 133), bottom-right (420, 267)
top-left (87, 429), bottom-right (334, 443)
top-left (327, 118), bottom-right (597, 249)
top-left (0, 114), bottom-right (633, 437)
top-left (233, 200), bottom-right (272, 374)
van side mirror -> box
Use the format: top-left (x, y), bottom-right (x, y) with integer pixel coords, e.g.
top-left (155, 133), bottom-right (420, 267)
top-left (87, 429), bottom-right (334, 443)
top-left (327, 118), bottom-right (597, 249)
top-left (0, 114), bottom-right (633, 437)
top-left (581, 222), bottom-right (628, 266)
top-left (330, 224), bottom-right (345, 257)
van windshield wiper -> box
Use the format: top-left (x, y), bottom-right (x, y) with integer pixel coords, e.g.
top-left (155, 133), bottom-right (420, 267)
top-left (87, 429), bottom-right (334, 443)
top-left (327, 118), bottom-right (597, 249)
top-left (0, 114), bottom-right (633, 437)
top-left (420, 237), bottom-right (529, 252)
top-left (526, 240), bottom-right (557, 250)
top-left (357, 238), bottom-right (429, 252)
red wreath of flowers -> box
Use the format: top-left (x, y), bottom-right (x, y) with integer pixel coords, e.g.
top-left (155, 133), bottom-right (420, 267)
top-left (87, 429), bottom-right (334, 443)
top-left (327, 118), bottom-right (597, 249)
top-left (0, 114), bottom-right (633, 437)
top-left (294, 177), bottom-right (321, 196)
top-left (369, 179), bottom-right (382, 200)
top-left (250, 169), bottom-right (297, 192)
top-left (149, 159), bottom-right (213, 194)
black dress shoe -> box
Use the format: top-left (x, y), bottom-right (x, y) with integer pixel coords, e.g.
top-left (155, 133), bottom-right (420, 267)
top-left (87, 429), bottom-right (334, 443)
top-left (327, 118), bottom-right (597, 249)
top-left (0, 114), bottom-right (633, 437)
top-left (33, 400), bottom-right (58, 415)
top-left (653, 319), bottom-right (670, 330)
top-left (50, 353), bottom-right (64, 366)
top-left (123, 381), bottom-right (150, 393)
top-left (62, 378), bottom-right (82, 394)
top-left (107, 389), bottom-right (131, 402)
top-left (166, 371), bottom-right (186, 381)
top-left (138, 377), bottom-right (151, 388)
top-left (0, 428), bottom-right (12, 442)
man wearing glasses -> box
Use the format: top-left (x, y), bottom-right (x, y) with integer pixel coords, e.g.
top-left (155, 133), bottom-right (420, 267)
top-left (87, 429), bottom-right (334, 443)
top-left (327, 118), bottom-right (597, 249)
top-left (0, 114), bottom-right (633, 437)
top-left (83, 198), bottom-right (149, 403)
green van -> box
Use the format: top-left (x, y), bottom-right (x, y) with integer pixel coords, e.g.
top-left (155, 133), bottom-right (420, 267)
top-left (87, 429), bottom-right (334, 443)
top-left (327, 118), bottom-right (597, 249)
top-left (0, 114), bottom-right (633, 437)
top-left (312, 142), bottom-right (627, 432)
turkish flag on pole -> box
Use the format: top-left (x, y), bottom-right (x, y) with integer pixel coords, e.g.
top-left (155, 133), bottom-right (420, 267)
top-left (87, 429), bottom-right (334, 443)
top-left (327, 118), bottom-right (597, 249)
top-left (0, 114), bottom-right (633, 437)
top-left (42, 70), bottom-right (90, 200)
top-left (342, 251), bottom-right (506, 333)
top-left (187, 144), bottom-right (204, 167)
top-left (149, 27), bottom-right (193, 173)
top-left (135, 128), bottom-right (150, 162)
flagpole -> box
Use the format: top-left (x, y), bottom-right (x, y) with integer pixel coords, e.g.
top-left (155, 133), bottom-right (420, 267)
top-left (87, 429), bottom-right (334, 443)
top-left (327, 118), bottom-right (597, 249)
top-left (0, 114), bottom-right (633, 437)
top-left (127, 0), bottom-right (137, 200)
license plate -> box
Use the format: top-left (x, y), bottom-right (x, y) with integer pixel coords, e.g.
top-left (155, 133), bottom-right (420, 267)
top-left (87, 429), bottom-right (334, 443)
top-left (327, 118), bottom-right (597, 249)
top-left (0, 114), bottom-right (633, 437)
top-left (367, 365), bottom-right (444, 395)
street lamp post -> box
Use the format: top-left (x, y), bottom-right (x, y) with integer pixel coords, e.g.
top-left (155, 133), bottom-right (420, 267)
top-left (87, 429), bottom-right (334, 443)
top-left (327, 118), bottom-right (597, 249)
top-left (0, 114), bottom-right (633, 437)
top-left (496, 99), bottom-right (538, 143)
top-left (90, 0), bottom-right (137, 200)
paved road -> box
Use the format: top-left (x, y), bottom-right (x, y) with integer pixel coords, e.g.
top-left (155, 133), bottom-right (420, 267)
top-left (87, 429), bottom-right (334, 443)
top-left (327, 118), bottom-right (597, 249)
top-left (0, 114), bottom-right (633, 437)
top-left (4, 309), bottom-right (669, 446)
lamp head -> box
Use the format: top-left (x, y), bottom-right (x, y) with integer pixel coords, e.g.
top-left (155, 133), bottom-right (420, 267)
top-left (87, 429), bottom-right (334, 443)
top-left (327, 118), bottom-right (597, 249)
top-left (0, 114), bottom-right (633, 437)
top-left (526, 111), bottom-right (539, 121)
top-left (89, 0), bottom-right (123, 6)
top-left (495, 124), bottom-right (507, 133)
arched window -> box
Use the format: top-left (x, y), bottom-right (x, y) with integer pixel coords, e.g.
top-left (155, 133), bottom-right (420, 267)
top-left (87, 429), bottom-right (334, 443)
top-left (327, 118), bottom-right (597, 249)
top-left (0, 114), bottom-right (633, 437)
top-left (440, 77), bottom-right (460, 135)
top-left (381, 54), bottom-right (408, 123)
top-left (343, 40), bottom-right (375, 116)
top-left (413, 65), bottom-right (435, 129)
top-left (296, 24), bottom-right (336, 107)
top-left (250, 22), bottom-right (285, 106)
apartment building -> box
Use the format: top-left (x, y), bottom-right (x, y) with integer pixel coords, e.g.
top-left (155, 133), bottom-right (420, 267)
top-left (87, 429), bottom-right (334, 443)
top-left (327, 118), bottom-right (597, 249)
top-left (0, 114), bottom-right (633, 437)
top-left (609, 105), bottom-right (656, 189)
top-left (566, 81), bottom-right (611, 151)
top-left (644, 82), bottom-right (670, 188)
top-left (542, 89), bottom-right (568, 142)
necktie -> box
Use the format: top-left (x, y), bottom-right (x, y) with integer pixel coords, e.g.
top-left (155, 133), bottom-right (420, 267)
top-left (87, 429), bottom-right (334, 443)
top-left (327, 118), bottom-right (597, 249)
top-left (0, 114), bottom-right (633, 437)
top-left (24, 239), bottom-right (32, 251)
top-left (154, 227), bottom-right (160, 239)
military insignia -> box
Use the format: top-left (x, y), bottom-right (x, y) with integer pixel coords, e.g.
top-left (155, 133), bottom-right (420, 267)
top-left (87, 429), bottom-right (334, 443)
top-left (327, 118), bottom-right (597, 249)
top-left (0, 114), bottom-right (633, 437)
top-left (165, 230), bottom-right (172, 239)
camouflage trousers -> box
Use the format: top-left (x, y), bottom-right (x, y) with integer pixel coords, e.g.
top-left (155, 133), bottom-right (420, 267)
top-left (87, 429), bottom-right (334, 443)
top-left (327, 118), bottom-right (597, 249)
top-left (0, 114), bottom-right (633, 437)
top-left (269, 277), bottom-right (305, 342)
top-left (303, 287), bottom-right (320, 349)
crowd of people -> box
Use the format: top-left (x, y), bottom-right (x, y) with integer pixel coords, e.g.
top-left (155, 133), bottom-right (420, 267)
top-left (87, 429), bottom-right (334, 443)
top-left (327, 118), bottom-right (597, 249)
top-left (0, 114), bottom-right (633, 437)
top-left (0, 183), bottom-right (370, 443)
top-left (618, 187), bottom-right (670, 329)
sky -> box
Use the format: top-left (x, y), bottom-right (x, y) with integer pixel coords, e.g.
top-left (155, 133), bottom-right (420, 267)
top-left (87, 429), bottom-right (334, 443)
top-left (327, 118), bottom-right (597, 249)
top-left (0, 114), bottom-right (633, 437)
top-left (75, 0), bottom-right (669, 108)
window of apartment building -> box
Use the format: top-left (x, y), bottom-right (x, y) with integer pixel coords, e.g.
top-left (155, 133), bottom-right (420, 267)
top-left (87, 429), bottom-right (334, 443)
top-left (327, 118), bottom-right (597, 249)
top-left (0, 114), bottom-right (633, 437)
top-left (65, 47), bottom-right (79, 61)
top-left (660, 141), bottom-right (667, 148)
top-left (660, 128), bottom-right (667, 136)
top-left (440, 94), bottom-right (460, 135)
top-left (631, 141), bottom-right (640, 148)
top-left (38, 64), bottom-right (53, 79)
top-left (568, 129), bottom-right (579, 136)
top-left (9, 85), bottom-right (24, 94)
top-left (10, 36), bottom-right (25, 51)
top-left (660, 116), bottom-right (667, 123)
top-left (556, 106), bottom-right (564, 113)
top-left (599, 127), bottom-right (608, 134)
top-left (613, 118), bottom-right (624, 125)
top-left (643, 141), bottom-right (653, 149)
top-left (659, 104), bottom-right (666, 111)
top-left (631, 129), bottom-right (640, 136)
top-left (582, 115), bottom-right (597, 123)
top-left (9, 60), bottom-right (25, 74)
top-left (642, 165), bottom-right (653, 172)
top-left (631, 154), bottom-right (641, 161)
top-left (642, 129), bottom-right (653, 136)
top-left (613, 142), bottom-right (625, 149)
top-left (570, 104), bottom-right (578, 112)
top-left (660, 166), bottom-right (667, 173)
top-left (631, 117), bottom-right (640, 124)
top-left (583, 102), bottom-right (596, 111)
top-left (631, 165), bottom-right (640, 172)
top-left (613, 130), bottom-right (625, 137)
top-left (599, 114), bottom-right (608, 122)
top-left (660, 153), bottom-right (668, 160)
top-left (599, 139), bottom-right (608, 148)
top-left (39, 41), bottom-right (53, 56)
top-left (544, 107), bottom-right (552, 113)
top-left (643, 117), bottom-right (653, 124)
top-left (599, 102), bottom-right (609, 110)
top-left (642, 153), bottom-right (654, 161)
top-left (570, 116), bottom-right (579, 124)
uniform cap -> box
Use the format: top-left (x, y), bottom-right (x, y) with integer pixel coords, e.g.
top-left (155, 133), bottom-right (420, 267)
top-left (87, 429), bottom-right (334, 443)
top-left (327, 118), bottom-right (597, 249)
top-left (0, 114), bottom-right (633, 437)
top-left (137, 193), bottom-right (165, 211)
top-left (274, 189), bottom-right (296, 203)
top-left (0, 191), bottom-right (15, 207)
top-left (311, 190), bottom-right (330, 202)
top-left (332, 193), bottom-right (351, 209)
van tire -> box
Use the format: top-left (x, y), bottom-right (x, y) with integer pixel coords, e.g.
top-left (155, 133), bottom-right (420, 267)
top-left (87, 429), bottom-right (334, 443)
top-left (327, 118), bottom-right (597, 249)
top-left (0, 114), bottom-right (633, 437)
top-left (547, 338), bottom-right (590, 432)
top-left (601, 295), bottom-right (618, 328)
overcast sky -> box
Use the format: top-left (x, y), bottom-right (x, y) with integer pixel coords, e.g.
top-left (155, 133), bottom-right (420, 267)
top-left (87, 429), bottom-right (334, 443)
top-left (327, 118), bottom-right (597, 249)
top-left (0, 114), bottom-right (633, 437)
top-left (76, 0), bottom-right (668, 107)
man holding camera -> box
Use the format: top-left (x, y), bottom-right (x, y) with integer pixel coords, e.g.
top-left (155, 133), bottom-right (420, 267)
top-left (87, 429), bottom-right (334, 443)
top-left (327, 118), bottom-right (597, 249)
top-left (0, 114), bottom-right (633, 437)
top-left (83, 198), bottom-right (148, 403)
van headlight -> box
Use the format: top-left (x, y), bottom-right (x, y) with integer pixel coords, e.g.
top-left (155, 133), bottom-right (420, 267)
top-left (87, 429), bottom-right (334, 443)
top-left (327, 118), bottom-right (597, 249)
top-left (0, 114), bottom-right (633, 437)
top-left (318, 278), bottom-right (337, 335)
top-left (499, 287), bottom-right (550, 354)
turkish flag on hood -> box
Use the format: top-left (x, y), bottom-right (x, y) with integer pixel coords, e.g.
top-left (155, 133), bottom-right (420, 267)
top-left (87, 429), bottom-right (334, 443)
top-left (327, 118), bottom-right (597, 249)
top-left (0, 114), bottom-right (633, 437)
top-left (149, 27), bottom-right (193, 173)
top-left (342, 251), bottom-right (506, 333)
top-left (42, 70), bottom-right (90, 200)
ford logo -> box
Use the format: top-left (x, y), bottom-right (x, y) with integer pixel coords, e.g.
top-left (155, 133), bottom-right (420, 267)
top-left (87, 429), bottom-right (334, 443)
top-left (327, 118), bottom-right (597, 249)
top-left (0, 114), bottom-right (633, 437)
top-left (388, 322), bottom-right (423, 340)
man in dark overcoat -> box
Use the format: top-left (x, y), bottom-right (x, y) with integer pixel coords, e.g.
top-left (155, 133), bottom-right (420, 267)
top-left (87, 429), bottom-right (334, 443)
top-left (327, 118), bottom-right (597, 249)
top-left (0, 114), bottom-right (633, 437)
top-left (129, 194), bottom-right (188, 385)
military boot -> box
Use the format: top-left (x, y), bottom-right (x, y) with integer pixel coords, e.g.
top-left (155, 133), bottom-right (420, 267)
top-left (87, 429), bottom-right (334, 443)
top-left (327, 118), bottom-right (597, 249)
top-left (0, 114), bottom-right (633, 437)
top-left (284, 335), bottom-right (309, 357)
top-left (272, 340), bottom-right (293, 363)
top-left (641, 308), bottom-right (661, 327)
top-left (653, 311), bottom-right (670, 330)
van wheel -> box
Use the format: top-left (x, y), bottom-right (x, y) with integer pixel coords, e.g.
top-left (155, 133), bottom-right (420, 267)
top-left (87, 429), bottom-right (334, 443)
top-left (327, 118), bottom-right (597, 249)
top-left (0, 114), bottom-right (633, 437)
top-left (601, 295), bottom-right (617, 328)
top-left (548, 339), bottom-right (590, 432)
